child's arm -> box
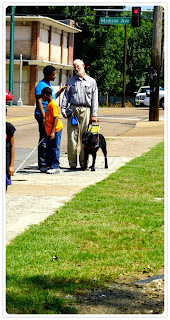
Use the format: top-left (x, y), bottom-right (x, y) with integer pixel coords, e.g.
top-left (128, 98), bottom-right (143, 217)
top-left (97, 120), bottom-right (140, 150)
top-left (8, 135), bottom-right (15, 176)
top-left (50, 117), bottom-right (58, 140)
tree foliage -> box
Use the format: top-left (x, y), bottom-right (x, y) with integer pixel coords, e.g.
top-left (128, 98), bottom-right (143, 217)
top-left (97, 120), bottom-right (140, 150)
top-left (6, 6), bottom-right (164, 95)
top-left (127, 21), bottom-right (153, 94)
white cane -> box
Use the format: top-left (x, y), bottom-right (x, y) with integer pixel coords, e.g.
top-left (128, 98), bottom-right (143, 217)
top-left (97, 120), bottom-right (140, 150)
top-left (14, 137), bottom-right (45, 175)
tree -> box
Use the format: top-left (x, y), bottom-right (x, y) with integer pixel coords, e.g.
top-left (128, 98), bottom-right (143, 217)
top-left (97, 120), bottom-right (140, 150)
top-left (127, 21), bottom-right (153, 95)
top-left (6, 6), bottom-right (164, 97)
top-left (90, 25), bottom-right (125, 95)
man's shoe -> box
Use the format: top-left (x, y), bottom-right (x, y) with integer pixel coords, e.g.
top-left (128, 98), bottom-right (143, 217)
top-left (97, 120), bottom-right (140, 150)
top-left (40, 166), bottom-right (48, 173)
top-left (81, 166), bottom-right (90, 171)
top-left (46, 168), bottom-right (60, 174)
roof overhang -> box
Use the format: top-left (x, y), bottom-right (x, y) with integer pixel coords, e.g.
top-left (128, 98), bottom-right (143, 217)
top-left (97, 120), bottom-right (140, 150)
top-left (6, 59), bottom-right (74, 70)
top-left (6, 15), bottom-right (82, 34)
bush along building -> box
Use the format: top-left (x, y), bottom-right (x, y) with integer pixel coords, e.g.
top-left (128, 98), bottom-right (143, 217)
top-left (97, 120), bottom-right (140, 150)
top-left (6, 16), bottom-right (81, 105)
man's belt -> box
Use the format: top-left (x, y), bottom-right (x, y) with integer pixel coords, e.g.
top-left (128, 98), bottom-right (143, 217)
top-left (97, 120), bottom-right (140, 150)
top-left (71, 104), bottom-right (90, 108)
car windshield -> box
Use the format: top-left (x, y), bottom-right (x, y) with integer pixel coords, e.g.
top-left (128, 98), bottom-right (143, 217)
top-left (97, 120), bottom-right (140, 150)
top-left (138, 87), bottom-right (150, 93)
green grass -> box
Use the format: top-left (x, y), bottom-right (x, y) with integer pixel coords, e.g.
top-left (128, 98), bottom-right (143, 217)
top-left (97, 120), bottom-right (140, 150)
top-left (6, 141), bottom-right (164, 314)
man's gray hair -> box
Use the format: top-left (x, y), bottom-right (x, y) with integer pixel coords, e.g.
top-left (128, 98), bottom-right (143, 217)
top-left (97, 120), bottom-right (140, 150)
top-left (73, 59), bottom-right (84, 66)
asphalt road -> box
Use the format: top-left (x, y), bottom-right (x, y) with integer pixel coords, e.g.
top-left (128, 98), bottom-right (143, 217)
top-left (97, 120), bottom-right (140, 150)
top-left (6, 105), bottom-right (164, 172)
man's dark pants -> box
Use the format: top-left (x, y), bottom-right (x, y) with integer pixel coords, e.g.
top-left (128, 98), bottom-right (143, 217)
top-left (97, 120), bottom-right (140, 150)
top-left (35, 113), bottom-right (47, 168)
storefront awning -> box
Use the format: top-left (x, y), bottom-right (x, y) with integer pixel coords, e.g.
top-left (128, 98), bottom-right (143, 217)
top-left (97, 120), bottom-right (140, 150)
top-left (6, 59), bottom-right (74, 70)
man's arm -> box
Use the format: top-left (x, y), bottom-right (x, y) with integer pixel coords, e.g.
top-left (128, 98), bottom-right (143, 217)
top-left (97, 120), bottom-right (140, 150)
top-left (8, 135), bottom-right (15, 176)
top-left (90, 80), bottom-right (98, 122)
top-left (36, 95), bottom-right (46, 124)
top-left (55, 84), bottom-right (67, 99)
top-left (61, 82), bottom-right (71, 118)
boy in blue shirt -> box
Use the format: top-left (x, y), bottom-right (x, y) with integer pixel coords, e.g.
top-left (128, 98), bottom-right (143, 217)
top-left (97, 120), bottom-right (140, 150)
top-left (34, 65), bottom-right (66, 172)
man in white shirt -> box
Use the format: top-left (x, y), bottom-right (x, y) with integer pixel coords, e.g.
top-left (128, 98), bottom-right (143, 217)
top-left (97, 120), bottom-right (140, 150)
top-left (61, 59), bottom-right (98, 169)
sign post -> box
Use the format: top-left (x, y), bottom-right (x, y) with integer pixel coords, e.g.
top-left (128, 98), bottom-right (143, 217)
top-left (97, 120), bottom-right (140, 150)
top-left (122, 25), bottom-right (127, 108)
top-left (99, 16), bottom-right (130, 107)
top-left (17, 54), bottom-right (23, 106)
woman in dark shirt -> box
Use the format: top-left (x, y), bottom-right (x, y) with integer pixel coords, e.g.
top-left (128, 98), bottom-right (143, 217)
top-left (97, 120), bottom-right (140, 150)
top-left (6, 121), bottom-right (16, 190)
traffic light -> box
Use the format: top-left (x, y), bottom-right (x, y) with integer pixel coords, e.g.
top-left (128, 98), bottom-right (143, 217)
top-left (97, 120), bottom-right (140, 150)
top-left (132, 7), bottom-right (141, 27)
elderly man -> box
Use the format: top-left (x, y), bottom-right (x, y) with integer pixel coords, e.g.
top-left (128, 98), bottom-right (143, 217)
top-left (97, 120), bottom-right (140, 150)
top-left (61, 59), bottom-right (98, 169)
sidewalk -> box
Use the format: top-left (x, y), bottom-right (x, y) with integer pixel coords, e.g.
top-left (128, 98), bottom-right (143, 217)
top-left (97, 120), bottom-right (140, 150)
top-left (6, 120), bottom-right (164, 244)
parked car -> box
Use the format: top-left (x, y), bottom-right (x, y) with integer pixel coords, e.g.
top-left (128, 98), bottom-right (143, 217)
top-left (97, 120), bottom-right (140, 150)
top-left (134, 86), bottom-right (150, 106)
top-left (144, 88), bottom-right (164, 110)
top-left (6, 90), bottom-right (13, 103)
top-left (134, 86), bottom-right (164, 109)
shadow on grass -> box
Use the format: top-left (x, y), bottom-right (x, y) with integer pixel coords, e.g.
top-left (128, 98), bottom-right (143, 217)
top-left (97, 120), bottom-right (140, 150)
top-left (75, 285), bottom-right (164, 314)
top-left (6, 274), bottom-right (78, 314)
top-left (6, 274), bottom-right (164, 315)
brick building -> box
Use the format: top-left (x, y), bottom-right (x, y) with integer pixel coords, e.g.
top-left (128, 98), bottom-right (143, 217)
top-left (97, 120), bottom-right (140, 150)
top-left (6, 16), bottom-right (81, 105)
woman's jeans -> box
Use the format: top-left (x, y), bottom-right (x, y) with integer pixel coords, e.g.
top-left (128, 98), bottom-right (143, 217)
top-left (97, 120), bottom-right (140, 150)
top-left (35, 113), bottom-right (47, 168)
top-left (46, 129), bottom-right (62, 169)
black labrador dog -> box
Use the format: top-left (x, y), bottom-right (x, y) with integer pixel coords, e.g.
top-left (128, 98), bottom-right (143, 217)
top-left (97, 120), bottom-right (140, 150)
top-left (82, 131), bottom-right (108, 171)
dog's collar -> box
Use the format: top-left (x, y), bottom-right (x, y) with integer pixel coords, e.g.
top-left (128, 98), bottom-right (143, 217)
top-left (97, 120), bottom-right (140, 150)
top-left (84, 137), bottom-right (100, 149)
top-left (84, 145), bottom-right (98, 149)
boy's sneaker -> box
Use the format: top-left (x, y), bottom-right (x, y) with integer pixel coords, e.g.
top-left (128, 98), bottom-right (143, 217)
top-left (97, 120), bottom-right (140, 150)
top-left (40, 166), bottom-right (48, 173)
top-left (46, 168), bottom-right (60, 174)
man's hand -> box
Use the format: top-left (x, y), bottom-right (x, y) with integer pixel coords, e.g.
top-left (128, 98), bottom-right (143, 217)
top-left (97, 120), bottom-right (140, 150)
top-left (90, 116), bottom-right (98, 123)
top-left (8, 165), bottom-right (14, 176)
top-left (62, 112), bottom-right (67, 119)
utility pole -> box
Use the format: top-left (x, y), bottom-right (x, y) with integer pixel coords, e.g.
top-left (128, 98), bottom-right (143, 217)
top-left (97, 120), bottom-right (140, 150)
top-left (122, 24), bottom-right (127, 108)
top-left (9, 6), bottom-right (15, 106)
top-left (149, 6), bottom-right (163, 121)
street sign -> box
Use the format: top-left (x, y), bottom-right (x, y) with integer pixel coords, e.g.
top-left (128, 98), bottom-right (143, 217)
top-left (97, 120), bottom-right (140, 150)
top-left (99, 17), bottom-right (132, 25)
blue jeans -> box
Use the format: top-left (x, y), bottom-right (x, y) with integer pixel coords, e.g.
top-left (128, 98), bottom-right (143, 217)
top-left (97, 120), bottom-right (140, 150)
top-left (46, 129), bottom-right (62, 169)
top-left (35, 113), bottom-right (47, 168)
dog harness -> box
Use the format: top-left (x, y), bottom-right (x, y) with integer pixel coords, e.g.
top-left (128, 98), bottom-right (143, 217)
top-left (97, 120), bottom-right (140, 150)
top-left (85, 123), bottom-right (100, 148)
